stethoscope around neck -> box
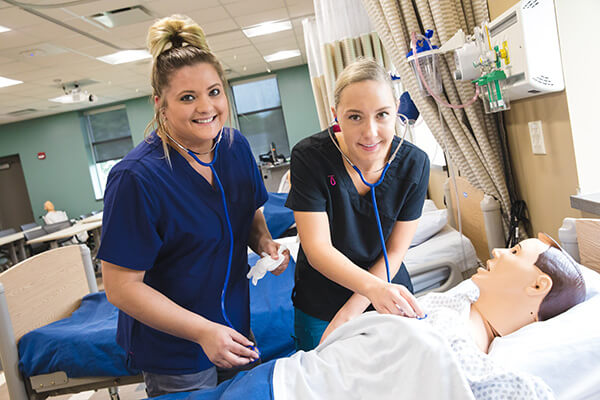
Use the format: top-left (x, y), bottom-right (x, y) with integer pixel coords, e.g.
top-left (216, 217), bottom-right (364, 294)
top-left (328, 114), bottom-right (409, 284)
top-left (164, 128), bottom-right (261, 358)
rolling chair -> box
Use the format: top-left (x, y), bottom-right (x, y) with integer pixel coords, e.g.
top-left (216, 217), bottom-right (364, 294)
top-left (0, 228), bottom-right (17, 271)
top-left (23, 228), bottom-right (49, 256)
top-left (43, 220), bottom-right (75, 246)
top-left (20, 222), bottom-right (39, 232)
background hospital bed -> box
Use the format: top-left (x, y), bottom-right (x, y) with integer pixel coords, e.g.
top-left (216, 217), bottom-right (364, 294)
top-left (0, 245), bottom-right (143, 400)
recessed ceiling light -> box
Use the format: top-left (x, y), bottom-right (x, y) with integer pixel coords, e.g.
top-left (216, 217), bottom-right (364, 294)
top-left (243, 20), bottom-right (292, 38)
top-left (0, 25), bottom-right (10, 33)
top-left (0, 76), bottom-right (23, 88)
top-left (97, 50), bottom-right (151, 65)
top-left (264, 49), bottom-right (301, 63)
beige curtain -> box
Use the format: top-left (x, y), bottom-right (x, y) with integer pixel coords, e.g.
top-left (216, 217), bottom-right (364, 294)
top-left (361, 0), bottom-right (510, 233)
top-left (303, 0), bottom-right (394, 129)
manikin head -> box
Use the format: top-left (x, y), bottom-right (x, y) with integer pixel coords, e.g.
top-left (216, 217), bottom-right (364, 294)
top-left (43, 201), bottom-right (55, 213)
top-left (471, 233), bottom-right (586, 336)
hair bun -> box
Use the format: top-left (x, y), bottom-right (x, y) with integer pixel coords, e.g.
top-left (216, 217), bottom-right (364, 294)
top-left (147, 15), bottom-right (210, 59)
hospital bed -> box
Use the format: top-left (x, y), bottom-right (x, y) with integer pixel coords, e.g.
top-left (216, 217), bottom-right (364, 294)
top-left (151, 217), bottom-right (600, 400)
top-left (0, 245), bottom-right (143, 400)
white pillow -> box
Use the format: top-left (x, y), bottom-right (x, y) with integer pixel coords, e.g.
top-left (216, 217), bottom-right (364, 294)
top-left (488, 266), bottom-right (600, 400)
top-left (410, 200), bottom-right (448, 247)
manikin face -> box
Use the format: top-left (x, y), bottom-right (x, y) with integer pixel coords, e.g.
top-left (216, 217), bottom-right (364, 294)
top-left (472, 238), bottom-right (550, 295)
top-left (333, 80), bottom-right (397, 166)
top-left (158, 62), bottom-right (228, 151)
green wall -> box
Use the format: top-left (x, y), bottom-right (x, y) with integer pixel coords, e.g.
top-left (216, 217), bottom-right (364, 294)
top-left (0, 96), bottom-right (154, 222)
top-left (274, 65), bottom-right (321, 148)
top-left (0, 64), bottom-right (319, 221)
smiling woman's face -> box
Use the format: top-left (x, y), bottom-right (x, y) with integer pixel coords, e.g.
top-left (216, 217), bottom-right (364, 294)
top-left (333, 79), bottom-right (397, 167)
top-left (472, 238), bottom-right (551, 294)
top-left (158, 62), bottom-right (228, 152)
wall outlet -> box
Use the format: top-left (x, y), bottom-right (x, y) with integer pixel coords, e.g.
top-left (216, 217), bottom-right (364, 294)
top-left (528, 120), bottom-right (546, 155)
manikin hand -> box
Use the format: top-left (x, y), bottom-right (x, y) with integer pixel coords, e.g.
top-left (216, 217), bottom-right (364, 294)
top-left (197, 321), bottom-right (259, 369)
top-left (366, 281), bottom-right (424, 318)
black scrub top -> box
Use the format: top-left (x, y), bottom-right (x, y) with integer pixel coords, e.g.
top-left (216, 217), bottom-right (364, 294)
top-left (285, 129), bottom-right (430, 321)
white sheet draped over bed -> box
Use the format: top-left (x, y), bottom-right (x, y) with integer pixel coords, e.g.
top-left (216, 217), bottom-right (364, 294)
top-left (272, 312), bottom-right (475, 400)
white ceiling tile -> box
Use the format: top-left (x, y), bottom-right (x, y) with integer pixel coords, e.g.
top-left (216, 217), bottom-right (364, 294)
top-left (105, 21), bottom-right (156, 41)
top-left (15, 21), bottom-right (75, 42)
top-left (286, 2), bottom-right (315, 18)
top-left (50, 33), bottom-right (106, 50)
top-left (234, 8), bottom-right (289, 28)
top-left (255, 38), bottom-right (299, 54)
top-left (76, 44), bottom-right (118, 58)
top-left (0, 30), bottom-right (44, 51)
top-left (206, 31), bottom-right (250, 52)
top-left (144, 0), bottom-right (221, 16)
top-left (0, 55), bottom-right (15, 64)
top-left (0, 7), bottom-right (45, 29)
top-left (183, 6), bottom-right (231, 25)
top-left (224, 0), bottom-right (286, 18)
top-left (27, 8), bottom-right (80, 22)
top-left (0, 60), bottom-right (42, 75)
top-left (198, 18), bottom-right (239, 35)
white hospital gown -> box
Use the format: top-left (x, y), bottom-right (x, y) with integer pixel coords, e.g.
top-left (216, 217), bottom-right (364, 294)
top-left (420, 280), bottom-right (555, 400)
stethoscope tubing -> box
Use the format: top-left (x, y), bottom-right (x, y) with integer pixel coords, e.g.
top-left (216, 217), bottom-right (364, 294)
top-left (164, 128), bottom-right (261, 357)
top-left (328, 115), bottom-right (409, 285)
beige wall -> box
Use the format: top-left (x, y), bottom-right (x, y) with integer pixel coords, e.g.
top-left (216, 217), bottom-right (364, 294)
top-left (486, 0), bottom-right (583, 238)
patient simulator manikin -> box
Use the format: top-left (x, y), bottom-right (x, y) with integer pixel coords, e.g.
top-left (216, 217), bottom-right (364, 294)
top-left (273, 233), bottom-right (586, 400)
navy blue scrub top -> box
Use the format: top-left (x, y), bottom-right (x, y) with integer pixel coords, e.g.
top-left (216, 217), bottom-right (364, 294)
top-left (97, 129), bottom-right (268, 375)
top-left (285, 129), bottom-right (430, 321)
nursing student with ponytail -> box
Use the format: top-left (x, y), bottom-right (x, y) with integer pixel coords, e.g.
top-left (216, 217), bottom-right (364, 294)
top-left (98, 15), bottom-right (289, 396)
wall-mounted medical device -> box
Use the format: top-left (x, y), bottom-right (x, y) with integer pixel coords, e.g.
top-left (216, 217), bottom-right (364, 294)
top-left (485, 0), bottom-right (564, 100)
top-left (407, 0), bottom-right (563, 113)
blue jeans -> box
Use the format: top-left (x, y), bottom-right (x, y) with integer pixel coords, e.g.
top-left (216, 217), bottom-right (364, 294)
top-left (294, 308), bottom-right (330, 352)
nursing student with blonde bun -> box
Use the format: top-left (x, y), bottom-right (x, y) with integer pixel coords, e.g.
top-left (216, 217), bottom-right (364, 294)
top-left (98, 15), bottom-right (289, 397)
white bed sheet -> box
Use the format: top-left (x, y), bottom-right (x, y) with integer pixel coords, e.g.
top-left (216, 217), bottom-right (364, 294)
top-left (404, 225), bottom-right (479, 273)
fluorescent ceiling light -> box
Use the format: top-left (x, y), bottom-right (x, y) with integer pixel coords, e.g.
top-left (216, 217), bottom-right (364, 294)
top-left (48, 94), bottom-right (82, 104)
top-left (264, 49), bottom-right (301, 63)
top-left (243, 20), bottom-right (292, 38)
top-left (0, 76), bottom-right (22, 88)
top-left (49, 94), bottom-right (78, 104)
top-left (96, 49), bottom-right (151, 65)
top-left (0, 25), bottom-right (10, 33)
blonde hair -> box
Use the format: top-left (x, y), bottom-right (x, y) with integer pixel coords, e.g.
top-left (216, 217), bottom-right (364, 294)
top-left (144, 15), bottom-right (229, 164)
top-left (333, 58), bottom-right (394, 109)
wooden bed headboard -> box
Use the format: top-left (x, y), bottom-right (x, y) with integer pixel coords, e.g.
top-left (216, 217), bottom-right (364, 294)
top-left (0, 245), bottom-right (94, 341)
top-left (575, 219), bottom-right (600, 273)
